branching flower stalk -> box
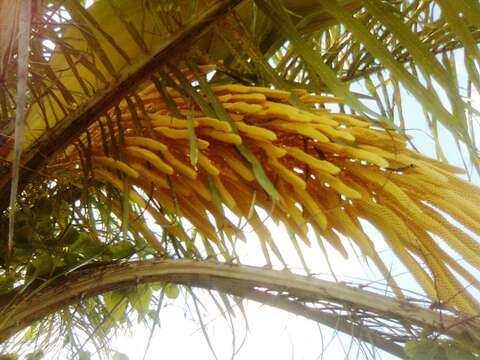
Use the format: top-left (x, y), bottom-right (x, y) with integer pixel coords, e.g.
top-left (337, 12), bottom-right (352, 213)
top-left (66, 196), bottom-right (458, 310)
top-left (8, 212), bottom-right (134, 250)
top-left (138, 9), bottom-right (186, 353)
top-left (50, 68), bottom-right (480, 315)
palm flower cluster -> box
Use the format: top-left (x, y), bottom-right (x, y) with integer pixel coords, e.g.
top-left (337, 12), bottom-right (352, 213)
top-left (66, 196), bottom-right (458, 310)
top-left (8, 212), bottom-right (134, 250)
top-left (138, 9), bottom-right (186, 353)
top-left (51, 70), bottom-right (480, 315)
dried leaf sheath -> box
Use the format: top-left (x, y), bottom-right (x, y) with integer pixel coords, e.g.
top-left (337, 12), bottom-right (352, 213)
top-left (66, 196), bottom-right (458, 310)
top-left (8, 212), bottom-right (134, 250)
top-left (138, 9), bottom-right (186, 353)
top-left (50, 76), bottom-right (480, 315)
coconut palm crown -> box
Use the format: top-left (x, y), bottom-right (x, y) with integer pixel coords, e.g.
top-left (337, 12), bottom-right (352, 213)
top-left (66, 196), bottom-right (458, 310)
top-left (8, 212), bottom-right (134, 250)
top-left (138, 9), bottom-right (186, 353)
top-left (0, 0), bottom-right (480, 359)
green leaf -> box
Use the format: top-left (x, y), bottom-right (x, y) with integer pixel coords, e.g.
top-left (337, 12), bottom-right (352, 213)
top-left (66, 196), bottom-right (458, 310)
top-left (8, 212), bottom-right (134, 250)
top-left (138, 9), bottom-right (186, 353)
top-left (14, 210), bottom-right (34, 246)
top-left (362, 0), bottom-right (463, 105)
top-left (0, 354), bottom-right (18, 360)
top-left (149, 282), bottom-right (163, 291)
top-left (129, 285), bottom-right (152, 316)
top-left (24, 351), bottom-right (43, 360)
top-left (103, 290), bottom-right (128, 322)
top-left (445, 346), bottom-right (475, 360)
top-left (35, 217), bottom-right (53, 237)
top-left (109, 240), bottom-right (135, 259)
top-left (78, 351), bottom-right (90, 360)
top-left (112, 352), bottom-right (129, 360)
top-left (164, 283), bottom-right (180, 299)
top-left (444, 340), bottom-right (476, 360)
top-left (319, 0), bottom-right (468, 139)
top-left (207, 176), bottom-right (224, 216)
top-left (405, 339), bottom-right (446, 360)
top-left (62, 227), bottom-right (80, 245)
top-left (186, 107), bottom-right (198, 167)
top-left (35, 197), bottom-right (53, 216)
top-left (254, 0), bottom-right (376, 118)
top-left (32, 252), bottom-right (52, 277)
top-left (69, 232), bottom-right (104, 258)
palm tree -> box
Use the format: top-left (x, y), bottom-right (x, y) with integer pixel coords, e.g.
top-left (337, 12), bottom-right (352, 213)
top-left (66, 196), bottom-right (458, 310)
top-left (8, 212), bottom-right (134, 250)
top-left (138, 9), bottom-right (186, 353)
top-left (0, 0), bottom-right (480, 358)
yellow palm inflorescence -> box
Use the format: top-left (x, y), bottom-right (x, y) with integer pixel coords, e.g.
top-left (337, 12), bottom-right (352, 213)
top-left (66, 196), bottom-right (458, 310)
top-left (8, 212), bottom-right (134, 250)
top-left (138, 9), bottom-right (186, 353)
top-left (52, 79), bottom-right (480, 315)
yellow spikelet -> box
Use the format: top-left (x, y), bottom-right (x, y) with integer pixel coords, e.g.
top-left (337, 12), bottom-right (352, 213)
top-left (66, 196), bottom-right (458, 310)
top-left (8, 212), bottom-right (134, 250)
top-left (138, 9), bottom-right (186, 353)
top-left (127, 146), bottom-right (174, 175)
top-left (212, 84), bottom-right (251, 94)
top-left (356, 144), bottom-right (399, 161)
top-left (406, 149), bottom-right (466, 174)
top-left (285, 146), bottom-right (341, 174)
top-left (354, 200), bottom-right (416, 249)
top-left (433, 189), bottom-right (480, 232)
top-left (420, 191), bottom-right (480, 236)
top-left (314, 225), bottom-right (348, 259)
top-left (94, 169), bottom-right (146, 209)
top-left (235, 121), bottom-right (277, 141)
top-left (383, 193), bottom-right (480, 274)
top-left (445, 173), bottom-right (480, 204)
top-left (246, 86), bottom-right (290, 100)
top-left (277, 180), bottom-right (308, 236)
top-left (222, 93), bottom-right (266, 103)
top-left (151, 188), bottom-right (177, 214)
top-left (311, 123), bottom-right (355, 142)
top-left (125, 136), bottom-right (168, 152)
top-left (221, 151), bottom-right (255, 181)
top-left (178, 109), bottom-right (205, 117)
top-left (419, 245), bottom-right (467, 310)
top-left (408, 224), bottom-right (480, 313)
top-left (221, 176), bottom-right (256, 218)
top-left (318, 143), bottom-right (389, 168)
top-left (313, 171), bottom-right (362, 199)
top-left (196, 117), bottom-right (232, 132)
top-left (294, 187), bottom-right (328, 230)
top-left (327, 206), bottom-right (375, 257)
top-left (437, 245), bottom-right (480, 293)
top-left (355, 201), bottom-right (437, 299)
top-left (130, 162), bottom-right (169, 189)
top-left (267, 121), bottom-right (330, 142)
top-left (332, 114), bottom-right (370, 128)
top-left (195, 138), bottom-right (210, 150)
top-left (409, 158), bottom-right (449, 183)
top-left (308, 114), bottom-right (339, 127)
top-left (257, 102), bottom-right (310, 122)
top-left (256, 142), bottom-right (287, 158)
top-left (199, 129), bottom-right (242, 144)
top-left (416, 201), bottom-right (480, 268)
top-left (373, 151), bottom-right (449, 184)
top-left (151, 115), bottom-right (197, 128)
top-left (268, 158), bottom-right (307, 190)
top-left (348, 164), bottom-right (423, 216)
top-left (213, 176), bottom-right (237, 210)
top-left (189, 178), bottom-right (212, 202)
top-left (300, 94), bottom-right (343, 104)
top-left (154, 127), bottom-right (190, 139)
top-left (197, 152), bottom-right (220, 176)
top-left (178, 198), bottom-right (220, 243)
top-left (346, 127), bottom-right (406, 148)
top-left (213, 84), bottom-right (290, 101)
top-left (223, 102), bottom-right (263, 115)
top-left (93, 156), bottom-right (139, 179)
top-left (162, 150), bottom-right (197, 180)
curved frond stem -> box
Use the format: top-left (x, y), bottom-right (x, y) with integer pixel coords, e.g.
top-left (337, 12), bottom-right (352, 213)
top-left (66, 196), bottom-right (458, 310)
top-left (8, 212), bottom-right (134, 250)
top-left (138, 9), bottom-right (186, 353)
top-left (1, 260), bottom-right (479, 354)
